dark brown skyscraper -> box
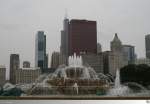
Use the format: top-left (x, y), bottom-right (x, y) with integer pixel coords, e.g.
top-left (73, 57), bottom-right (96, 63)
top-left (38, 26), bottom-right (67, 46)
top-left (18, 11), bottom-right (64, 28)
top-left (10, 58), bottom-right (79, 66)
top-left (10, 54), bottom-right (20, 84)
top-left (68, 19), bottom-right (97, 56)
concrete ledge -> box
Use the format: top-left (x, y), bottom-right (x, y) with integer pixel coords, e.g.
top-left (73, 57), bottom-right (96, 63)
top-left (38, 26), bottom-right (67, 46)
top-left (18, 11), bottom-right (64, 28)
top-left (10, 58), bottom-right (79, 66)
top-left (0, 96), bottom-right (149, 100)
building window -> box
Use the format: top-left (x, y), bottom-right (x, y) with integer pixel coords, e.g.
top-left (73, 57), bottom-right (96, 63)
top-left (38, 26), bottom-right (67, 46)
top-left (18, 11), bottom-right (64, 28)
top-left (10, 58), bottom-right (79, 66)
top-left (38, 42), bottom-right (44, 51)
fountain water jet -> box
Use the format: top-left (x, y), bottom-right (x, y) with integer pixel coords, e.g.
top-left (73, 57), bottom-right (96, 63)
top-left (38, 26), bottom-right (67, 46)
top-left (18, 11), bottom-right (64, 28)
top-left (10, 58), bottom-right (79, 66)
top-left (107, 68), bottom-right (131, 96)
top-left (107, 68), bottom-right (149, 97)
top-left (114, 69), bottom-right (120, 88)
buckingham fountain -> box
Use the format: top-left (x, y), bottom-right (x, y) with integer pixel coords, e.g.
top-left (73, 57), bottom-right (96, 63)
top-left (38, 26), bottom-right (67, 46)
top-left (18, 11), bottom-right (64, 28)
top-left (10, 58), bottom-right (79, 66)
top-left (27, 53), bottom-right (110, 95)
top-left (2, 54), bottom-right (150, 97)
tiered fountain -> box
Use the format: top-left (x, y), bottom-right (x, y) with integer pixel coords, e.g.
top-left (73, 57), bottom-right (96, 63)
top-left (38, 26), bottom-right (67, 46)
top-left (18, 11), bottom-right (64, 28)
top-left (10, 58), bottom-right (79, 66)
top-left (20, 53), bottom-right (150, 96)
top-left (46, 53), bottom-right (110, 95)
top-left (28, 53), bottom-right (110, 95)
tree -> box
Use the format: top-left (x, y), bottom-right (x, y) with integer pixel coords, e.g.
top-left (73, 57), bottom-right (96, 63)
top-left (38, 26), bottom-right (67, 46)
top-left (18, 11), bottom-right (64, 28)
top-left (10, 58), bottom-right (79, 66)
top-left (120, 64), bottom-right (150, 87)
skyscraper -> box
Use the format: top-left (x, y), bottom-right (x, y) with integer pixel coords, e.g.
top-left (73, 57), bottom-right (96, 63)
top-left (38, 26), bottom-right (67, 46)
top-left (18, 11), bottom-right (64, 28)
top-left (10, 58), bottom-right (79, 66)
top-left (60, 16), bottom-right (69, 57)
top-left (51, 52), bottom-right (60, 69)
top-left (145, 34), bottom-right (150, 59)
top-left (97, 43), bottom-right (102, 53)
top-left (103, 51), bottom-right (126, 76)
top-left (122, 45), bottom-right (135, 64)
top-left (107, 34), bottom-right (128, 76)
top-left (10, 54), bottom-right (20, 84)
top-left (35, 31), bottom-right (48, 72)
top-left (82, 53), bottom-right (103, 73)
top-left (0, 65), bottom-right (6, 86)
top-left (68, 19), bottom-right (97, 56)
top-left (45, 54), bottom-right (48, 68)
top-left (111, 33), bottom-right (122, 53)
top-left (51, 52), bottom-right (67, 69)
top-left (23, 61), bottom-right (30, 68)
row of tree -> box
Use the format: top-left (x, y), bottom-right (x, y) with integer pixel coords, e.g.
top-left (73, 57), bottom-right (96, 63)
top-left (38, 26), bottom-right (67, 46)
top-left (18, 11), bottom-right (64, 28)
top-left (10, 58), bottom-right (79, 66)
top-left (0, 87), bottom-right (23, 96)
top-left (120, 64), bottom-right (150, 87)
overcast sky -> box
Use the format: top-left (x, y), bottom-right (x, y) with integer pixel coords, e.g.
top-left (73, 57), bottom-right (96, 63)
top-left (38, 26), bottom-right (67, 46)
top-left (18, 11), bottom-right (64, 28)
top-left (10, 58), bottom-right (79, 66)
top-left (0, 0), bottom-right (150, 79)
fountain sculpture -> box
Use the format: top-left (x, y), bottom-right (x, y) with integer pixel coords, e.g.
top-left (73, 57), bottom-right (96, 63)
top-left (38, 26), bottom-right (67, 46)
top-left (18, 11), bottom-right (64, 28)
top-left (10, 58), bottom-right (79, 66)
top-left (18, 53), bottom-right (150, 96)
top-left (28, 53), bottom-right (110, 95)
top-left (46, 53), bottom-right (110, 95)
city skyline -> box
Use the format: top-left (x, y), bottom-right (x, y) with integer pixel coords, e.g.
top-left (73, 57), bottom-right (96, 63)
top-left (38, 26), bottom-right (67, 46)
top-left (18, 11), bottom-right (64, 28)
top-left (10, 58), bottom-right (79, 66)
top-left (0, 0), bottom-right (150, 79)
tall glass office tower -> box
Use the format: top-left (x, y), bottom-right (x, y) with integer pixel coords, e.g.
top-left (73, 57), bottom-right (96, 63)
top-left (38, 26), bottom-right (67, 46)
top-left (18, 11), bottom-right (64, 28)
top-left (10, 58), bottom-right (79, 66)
top-left (35, 31), bottom-right (48, 72)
